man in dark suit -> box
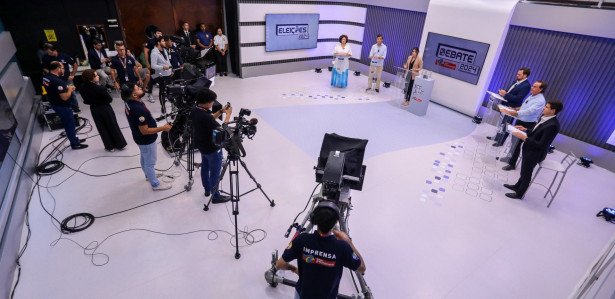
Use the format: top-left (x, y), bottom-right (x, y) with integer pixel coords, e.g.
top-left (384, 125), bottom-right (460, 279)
top-left (489, 67), bottom-right (532, 146)
top-left (504, 101), bottom-right (563, 199)
top-left (176, 22), bottom-right (196, 48)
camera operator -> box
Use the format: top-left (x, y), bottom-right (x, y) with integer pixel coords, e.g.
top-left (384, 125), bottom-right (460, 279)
top-left (192, 88), bottom-right (232, 203)
top-left (275, 202), bottom-right (366, 299)
top-left (122, 83), bottom-right (173, 191)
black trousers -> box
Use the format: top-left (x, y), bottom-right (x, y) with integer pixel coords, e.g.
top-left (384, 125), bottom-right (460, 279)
top-left (507, 120), bottom-right (536, 166)
top-left (215, 51), bottom-right (227, 73)
top-left (405, 78), bottom-right (415, 100)
top-left (154, 75), bottom-right (172, 114)
top-left (90, 105), bottom-right (127, 150)
top-left (513, 156), bottom-right (540, 196)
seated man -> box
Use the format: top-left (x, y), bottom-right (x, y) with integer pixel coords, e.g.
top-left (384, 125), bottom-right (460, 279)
top-left (88, 39), bottom-right (113, 88)
top-left (42, 45), bottom-right (81, 112)
top-left (276, 200), bottom-right (366, 299)
top-left (504, 101), bottom-right (563, 199)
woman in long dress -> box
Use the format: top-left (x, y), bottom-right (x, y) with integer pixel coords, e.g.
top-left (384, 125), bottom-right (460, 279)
top-left (331, 35), bottom-right (352, 88)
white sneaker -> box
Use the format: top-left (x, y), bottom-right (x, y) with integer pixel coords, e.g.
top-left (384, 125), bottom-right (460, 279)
top-left (145, 171), bottom-right (165, 181)
top-left (152, 183), bottom-right (172, 191)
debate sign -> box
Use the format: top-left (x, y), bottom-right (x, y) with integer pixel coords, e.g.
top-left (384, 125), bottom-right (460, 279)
top-left (423, 32), bottom-right (490, 85)
top-left (266, 14), bottom-right (319, 52)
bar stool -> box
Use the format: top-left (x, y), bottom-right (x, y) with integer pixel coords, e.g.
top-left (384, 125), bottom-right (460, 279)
top-left (529, 152), bottom-right (577, 207)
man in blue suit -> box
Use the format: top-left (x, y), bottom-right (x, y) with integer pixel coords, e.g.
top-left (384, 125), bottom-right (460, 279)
top-left (489, 67), bottom-right (532, 146)
top-left (88, 39), bottom-right (113, 88)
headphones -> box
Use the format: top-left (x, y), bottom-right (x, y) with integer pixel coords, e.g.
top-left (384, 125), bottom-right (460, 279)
top-left (309, 198), bottom-right (340, 222)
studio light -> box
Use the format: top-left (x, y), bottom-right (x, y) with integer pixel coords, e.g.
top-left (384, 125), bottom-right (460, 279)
top-left (579, 156), bottom-right (593, 168)
top-left (315, 68), bottom-right (322, 73)
top-left (383, 82), bottom-right (391, 88)
top-left (354, 71), bottom-right (361, 76)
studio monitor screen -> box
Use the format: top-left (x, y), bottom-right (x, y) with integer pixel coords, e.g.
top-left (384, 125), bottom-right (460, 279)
top-left (423, 32), bottom-right (490, 85)
top-left (265, 14), bottom-right (320, 52)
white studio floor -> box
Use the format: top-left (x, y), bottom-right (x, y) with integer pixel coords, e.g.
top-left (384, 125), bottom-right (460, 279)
top-left (14, 70), bottom-right (615, 298)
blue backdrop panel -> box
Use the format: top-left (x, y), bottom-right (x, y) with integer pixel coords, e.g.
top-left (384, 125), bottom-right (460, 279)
top-left (488, 25), bottom-right (615, 150)
top-left (360, 6), bottom-right (426, 75)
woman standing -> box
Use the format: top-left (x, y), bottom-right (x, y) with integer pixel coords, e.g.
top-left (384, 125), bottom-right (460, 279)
top-left (214, 28), bottom-right (229, 76)
top-left (402, 47), bottom-right (423, 106)
top-left (331, 35), bottom-right (352, 88)
top-left (80, 69), bottom-right (127, 151)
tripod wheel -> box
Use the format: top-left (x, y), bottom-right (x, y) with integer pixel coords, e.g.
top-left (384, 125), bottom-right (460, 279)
top-left (184, 184), bottom-right (192, 191)
top-left (270, 201), bottom-right (276, 207)
top-left (203, 205), bottom-right (209, 211)
top-left (235, 253), bottom-right (241, 259)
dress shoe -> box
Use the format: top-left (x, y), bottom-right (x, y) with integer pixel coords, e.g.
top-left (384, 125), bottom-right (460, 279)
top-left (79, 138), bottom-right (86, 143)
top-left (502, 165), bottom-right (515, 171)
top-left (492, 142), bottom-right (503, 147)
top-left (505, 192), bottom-right (523, 199)
top-left (375, 89), bottom-right (379, 93)
top-left (499, 157), bottom-right (511, 163)
top-left (211, 195), bottom-right (231, 204)
top-left (71, 144), bottom-right (88, 150)
top-left (205, 190), bottom-right (211, 197)
top-left (503, 184), bottom-right (517, 191)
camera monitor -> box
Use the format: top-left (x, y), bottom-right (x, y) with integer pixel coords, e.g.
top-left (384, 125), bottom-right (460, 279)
top-left (315, 133), bottom-right (368, 191)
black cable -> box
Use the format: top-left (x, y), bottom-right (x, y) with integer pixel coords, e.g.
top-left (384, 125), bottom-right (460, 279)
top-left (290, 183), bottom-right (321, 225)
top-left (36, 160), bottom-right (64, 175)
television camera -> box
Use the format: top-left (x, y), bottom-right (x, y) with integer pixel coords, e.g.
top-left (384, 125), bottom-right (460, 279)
top-left (213, 108), bottom-right (258, 158)
top-left (264, 133), bottom-right (373, 298)
top-left (204, 108), bottom-right (274, 260)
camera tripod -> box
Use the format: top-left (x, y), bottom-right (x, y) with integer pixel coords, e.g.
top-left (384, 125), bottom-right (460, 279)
top-left (265, 188), bottom-right (373, 299)
top-left (203, 150), bottom-right (275, 259)
top-left (166, 107), bottom-right (195, 192)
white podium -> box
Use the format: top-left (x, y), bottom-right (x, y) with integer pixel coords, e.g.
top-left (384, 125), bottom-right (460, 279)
top-left (407, 76), bottom-right (434, 116)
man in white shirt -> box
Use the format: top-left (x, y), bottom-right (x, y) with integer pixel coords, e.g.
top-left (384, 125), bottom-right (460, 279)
top-left (366, 34), bottom-right (387, 93)
top-left (213, 28), bottom-right (229, 76)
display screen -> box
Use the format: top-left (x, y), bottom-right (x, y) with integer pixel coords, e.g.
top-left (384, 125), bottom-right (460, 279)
top-left (265, 14), bottom-right (320, 52)
top-left (423, 32), bottom-right (490, 85)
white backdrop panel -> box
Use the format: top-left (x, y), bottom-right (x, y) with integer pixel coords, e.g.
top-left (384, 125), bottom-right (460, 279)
top-left (241, 42), bottom-right (362, 64)
top-left (419, 0), bottom-right (518, 116)
top-left (240, 24), bottom-right (365, 44)
top-left (239, 3), bottom-right (366, 24)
